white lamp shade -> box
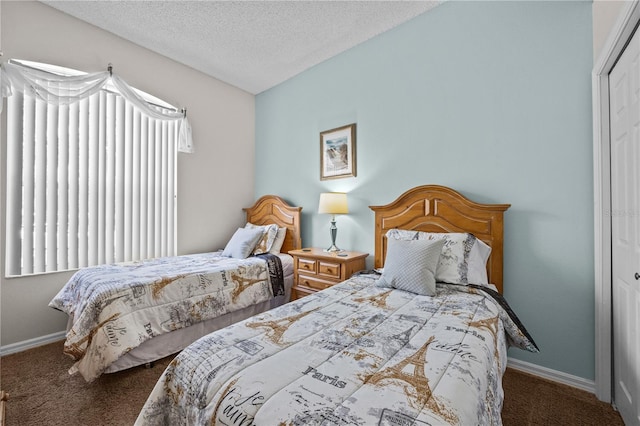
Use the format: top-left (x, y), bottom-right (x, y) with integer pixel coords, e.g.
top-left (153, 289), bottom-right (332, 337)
top-left (318, 192), bottom-right (349, 214)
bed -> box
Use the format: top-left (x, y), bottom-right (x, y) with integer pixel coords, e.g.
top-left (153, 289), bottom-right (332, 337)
top-left (136, 185), bottom-right (538, 425)
top-left (49, 195), bottom-right (302, 382)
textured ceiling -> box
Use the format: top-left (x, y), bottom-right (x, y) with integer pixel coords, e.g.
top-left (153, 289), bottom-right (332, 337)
top-left (42, 1), bottom-right (440, 94)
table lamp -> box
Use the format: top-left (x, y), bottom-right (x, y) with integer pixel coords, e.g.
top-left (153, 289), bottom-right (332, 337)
top-left (318, 192), bottom-right (349, 252)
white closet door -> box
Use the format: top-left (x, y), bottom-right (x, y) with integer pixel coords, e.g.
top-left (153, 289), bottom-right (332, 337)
top-left (610, 25), bottom-right (640, 426)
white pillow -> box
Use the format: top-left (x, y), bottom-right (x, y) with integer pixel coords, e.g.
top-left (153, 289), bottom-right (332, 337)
top-left (468, 239), bottom-right (492, 285)
top-left (269, 227), bottom-right (287, 254)
top-left (376, 238), bottom-right (445, 296)
top-left (385, 229), bottom-right (476, 284)
top-left (221, 227), bottom-right (264, 259)
top-left (244, 223), bottom-right (278, 255)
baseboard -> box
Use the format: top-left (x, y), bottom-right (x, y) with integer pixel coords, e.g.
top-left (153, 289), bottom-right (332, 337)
top-left (507, 357), bottom-right (596, 394)
top-left (0, 331), bottom-right (66, 357)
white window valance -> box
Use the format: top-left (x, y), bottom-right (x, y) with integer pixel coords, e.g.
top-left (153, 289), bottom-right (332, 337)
top-left (0, 60), bottom-right (193, 153)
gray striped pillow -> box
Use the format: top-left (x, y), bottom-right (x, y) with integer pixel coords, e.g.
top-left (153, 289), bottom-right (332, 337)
top-left (377, 238), bottom-right (445, 296)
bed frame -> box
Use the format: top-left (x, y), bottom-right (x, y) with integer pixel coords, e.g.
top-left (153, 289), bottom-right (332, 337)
top-left (244, 195), bottom-right (302, 253)
top-left (369, 185), bottom-right (510, 293)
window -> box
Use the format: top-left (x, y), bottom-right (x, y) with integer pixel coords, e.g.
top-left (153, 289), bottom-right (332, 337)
top-left (5, 61), bottom-right (180, 276)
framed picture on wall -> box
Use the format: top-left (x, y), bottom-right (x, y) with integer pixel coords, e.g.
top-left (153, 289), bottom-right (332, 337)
top-left (320, 123), bottom-right (357, 180)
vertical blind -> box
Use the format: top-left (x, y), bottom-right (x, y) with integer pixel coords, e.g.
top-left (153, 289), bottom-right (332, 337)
top-left (5, 82), bottom-right (178, 276)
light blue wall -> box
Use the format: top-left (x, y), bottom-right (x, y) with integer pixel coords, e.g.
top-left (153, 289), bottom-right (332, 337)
top-left (255, 1), bottom-right (594, 380)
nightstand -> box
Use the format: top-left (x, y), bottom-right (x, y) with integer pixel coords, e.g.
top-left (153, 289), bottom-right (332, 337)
top-left (288, 248), bottom-right (369, 300)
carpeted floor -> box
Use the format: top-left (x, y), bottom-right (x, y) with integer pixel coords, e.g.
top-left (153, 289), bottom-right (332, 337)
top-left (0, 341), bottom-right (174, 425)
top-left (502, 368), bottom-right (624, 426)
top-left (0, 340), bottom-right (625, 425)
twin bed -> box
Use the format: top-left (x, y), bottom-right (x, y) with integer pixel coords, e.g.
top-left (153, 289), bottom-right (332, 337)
top-left (49, 195), bottom-right (302, 382)
top-left (128, 185), bottom-right (538, 425)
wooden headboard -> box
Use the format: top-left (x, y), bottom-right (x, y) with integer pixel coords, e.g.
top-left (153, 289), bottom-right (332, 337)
top-left (369, 185), bottom-right (510, 293)
top-left (244, 195), bottom-right (302, 253)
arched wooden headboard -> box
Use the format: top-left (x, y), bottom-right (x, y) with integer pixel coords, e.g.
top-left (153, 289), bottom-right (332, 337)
top-left (369, 185), bottom-right (510, 293)
top-left (243, 195), bottom-right (302, 253)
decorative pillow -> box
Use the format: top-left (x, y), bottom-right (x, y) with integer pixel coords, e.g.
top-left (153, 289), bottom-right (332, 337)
top-left (385, 229), bottom-right (476, 284)
top-left (244, 223), bottom-right (279, 255)
top-left (376, 238), bottom-right (445, 296)
top-left (468, 238), bottom-right (491, 285)
top-left (221, 227), bottom-right (264, 259)
top-left (269, 227), bottom-right (287, 254)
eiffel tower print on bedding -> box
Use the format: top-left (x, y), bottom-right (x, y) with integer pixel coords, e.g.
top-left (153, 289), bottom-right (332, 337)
top-left (136, 273), bottom-right (537, 425)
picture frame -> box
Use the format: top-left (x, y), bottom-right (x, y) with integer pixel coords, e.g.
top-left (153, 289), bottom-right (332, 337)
top-left (320, 123), bottom-right (357, 180)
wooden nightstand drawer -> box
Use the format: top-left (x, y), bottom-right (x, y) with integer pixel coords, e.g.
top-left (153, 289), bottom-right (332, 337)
top-left (288, 248), bottom-right (369, 301)
top-left (297, 258), bottom-right (316, 274)
top-left (318, 261), bottom-right (340, 278)
top-left (291, 285), bottom-right (315, 300)
top-left (298, 274), bottom-right (335, 291)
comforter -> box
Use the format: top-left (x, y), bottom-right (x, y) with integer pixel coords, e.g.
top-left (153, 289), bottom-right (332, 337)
top-left (136, 273), bottom-right (537, 425)
top-left (49, 252), bottom-right (284, 382)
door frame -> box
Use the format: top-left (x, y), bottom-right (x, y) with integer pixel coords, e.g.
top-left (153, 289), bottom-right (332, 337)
top-left (593, 0), bottom-right (640, 402)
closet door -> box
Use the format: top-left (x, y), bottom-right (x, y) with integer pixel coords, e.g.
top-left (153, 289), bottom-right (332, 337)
top-left (610, 25), bottom-right (640, 426)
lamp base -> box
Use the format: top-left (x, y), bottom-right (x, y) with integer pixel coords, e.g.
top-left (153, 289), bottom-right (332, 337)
top-left (325, 216), bottom-right (342, 253)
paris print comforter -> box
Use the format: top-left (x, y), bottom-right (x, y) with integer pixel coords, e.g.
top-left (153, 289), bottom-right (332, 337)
top-left (136, 272), bottom-right (537, 426)
top-left (49, 252), bottom-right (284, 382)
